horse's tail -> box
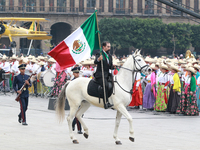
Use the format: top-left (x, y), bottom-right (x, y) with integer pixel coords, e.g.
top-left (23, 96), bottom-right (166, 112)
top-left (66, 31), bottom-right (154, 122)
top-left (55, 81), bottom-right (70, 123)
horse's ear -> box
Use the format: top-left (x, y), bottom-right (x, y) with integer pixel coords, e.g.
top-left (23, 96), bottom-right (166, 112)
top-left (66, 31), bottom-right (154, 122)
top-left (138, 50), bottom-right (141, 55)
top-left (135, 49), bottom-right (138, 55)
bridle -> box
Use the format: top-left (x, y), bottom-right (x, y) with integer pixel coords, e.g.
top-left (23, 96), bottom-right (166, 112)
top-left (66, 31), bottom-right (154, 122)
top-left (114, 54), bottom-right (149, 94)
top-left (120, 55), bottom-right (149, 73)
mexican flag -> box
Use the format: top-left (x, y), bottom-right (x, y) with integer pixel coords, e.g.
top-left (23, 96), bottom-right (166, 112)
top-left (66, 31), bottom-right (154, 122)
top-left (30, 21), bottom-right (37, 31)
top-left (48, 11), bottom-right (100, 69)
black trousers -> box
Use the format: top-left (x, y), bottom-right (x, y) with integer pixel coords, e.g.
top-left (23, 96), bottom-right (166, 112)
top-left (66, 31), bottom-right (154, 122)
top-left (96, 77), bottom-right (109, 103)
top-left (33, 80), bottom-right (37, 94)
top-left (72, 117), bottom-right (82, 131)
top-left (19, 97), bottom-right (29, 122)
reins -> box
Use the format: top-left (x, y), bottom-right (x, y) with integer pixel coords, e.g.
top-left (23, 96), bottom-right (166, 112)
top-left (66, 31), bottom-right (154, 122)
top-left (114, 54), bottom-right (149, 95)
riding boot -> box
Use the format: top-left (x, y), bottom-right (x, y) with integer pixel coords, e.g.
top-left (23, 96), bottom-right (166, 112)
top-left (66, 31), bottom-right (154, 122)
top-left (102, 96), bottom-right (108, 109)
top-left (106, 98), bottom-right (113, 109)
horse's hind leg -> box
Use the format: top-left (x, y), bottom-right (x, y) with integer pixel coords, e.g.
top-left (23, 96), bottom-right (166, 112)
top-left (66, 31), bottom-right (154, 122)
top-left (67, 106), bottom-right (79, 144)
top-left (75, 101), bottom-right (90, 139)
top-left (113, 111), bottom-right (122, 145)
top-left (117, 104), bottom-right (134, 142)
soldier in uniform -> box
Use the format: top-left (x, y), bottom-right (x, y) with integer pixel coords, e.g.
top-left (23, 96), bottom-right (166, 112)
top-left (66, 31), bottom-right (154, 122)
top-left (94, 41), bottom-right (113, 109)
top-left (13, 64), bottom-right (31, 126)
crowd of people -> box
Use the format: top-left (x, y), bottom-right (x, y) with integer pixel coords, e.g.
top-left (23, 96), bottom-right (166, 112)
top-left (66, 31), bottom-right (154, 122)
top-left (130, 50), bottom-right (200, 116)
top-left (0, 49), bottom-right (200, 117)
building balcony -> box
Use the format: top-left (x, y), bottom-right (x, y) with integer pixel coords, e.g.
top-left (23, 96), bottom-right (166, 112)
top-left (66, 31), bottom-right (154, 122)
top-left (113, 8), bottom-right (131, 15)
top-left (0, 6), bottom-right (79, 14)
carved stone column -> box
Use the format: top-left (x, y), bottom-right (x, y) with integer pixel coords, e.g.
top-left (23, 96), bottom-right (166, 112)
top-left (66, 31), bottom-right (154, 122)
top-left (133, 0), bottom-right (138, 14)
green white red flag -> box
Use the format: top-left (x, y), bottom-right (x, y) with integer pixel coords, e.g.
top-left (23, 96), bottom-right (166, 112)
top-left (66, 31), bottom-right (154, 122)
top-left (48, 11), bottom-right (99, 69)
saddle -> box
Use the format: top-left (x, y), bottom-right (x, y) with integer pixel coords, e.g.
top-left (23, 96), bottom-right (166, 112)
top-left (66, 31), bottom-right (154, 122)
top-left (87, 79), bottom-right (113, 99)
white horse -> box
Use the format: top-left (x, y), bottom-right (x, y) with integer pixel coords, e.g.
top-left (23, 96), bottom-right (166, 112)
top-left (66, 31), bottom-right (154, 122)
top-left (55, 50), bottom-right (150, 144)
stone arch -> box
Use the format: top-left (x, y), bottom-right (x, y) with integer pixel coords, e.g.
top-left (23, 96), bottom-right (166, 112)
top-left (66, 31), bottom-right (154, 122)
top-left (50, 22), bottom-right (72, 46)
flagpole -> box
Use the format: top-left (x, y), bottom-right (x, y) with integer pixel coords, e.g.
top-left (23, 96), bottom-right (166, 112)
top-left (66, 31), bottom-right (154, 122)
top-left (95, 9), bottom-right (107, 108)
top-left (27, 39), bottom-right (33, 56)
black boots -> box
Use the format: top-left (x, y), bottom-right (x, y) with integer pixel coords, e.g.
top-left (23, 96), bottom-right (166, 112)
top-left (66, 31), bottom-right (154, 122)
top-left (104, 102), bottom-right (113, 109)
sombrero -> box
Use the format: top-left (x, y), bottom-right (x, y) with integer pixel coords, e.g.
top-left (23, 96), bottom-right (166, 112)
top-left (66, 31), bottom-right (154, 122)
top-left (160, 63), bottom-right (168, 70)
top-left (48, 57), bottom-right (56, 63)
top-left (11, 55), bottom-right (18, 60)
top-left (150, 63), bottom-right (157, 70)
top-left (193, 64), bottom-right (200, 70)
top-left (170, 64), bottom-right (180, 72)
top-left (38, 61), bottom-right (45, 66)
top-left (1, 55), bottom-right (7, 60)
top-left (82, 59), bottom-right (94, 65)
top-left (186, 67), bottom-right (196, 74)
top-left (31, 58), bottom-right (37, 63)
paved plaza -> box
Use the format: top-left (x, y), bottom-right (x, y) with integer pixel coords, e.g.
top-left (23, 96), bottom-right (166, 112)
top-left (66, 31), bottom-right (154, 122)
top-left (0, 93), bottom-right (200, 150)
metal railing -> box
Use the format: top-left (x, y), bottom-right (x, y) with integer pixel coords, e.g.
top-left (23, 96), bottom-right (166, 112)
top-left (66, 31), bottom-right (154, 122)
top-left (0, 5), bottom-right (198, 17)
top-left (113, 8), bottom-right (131, 15)
top-left (0, 6), bottom-right (79, 14)
top-left (135, 8), bottom-right (196, 17)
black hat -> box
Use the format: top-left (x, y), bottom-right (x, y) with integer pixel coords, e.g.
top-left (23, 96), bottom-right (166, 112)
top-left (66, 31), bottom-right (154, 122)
top-left (71, 67), bottom-right (80, 73)
top-left (18, 64), bottom-right (26, 69)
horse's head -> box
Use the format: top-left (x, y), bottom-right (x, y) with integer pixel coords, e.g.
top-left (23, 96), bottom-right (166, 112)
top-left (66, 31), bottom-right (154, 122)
top-left (132, 49), bottom-right (151, 75)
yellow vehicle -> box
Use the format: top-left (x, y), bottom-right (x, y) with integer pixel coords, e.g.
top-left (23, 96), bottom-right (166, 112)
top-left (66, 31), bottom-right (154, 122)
top-left (0, 17), bottom-right (52, 44)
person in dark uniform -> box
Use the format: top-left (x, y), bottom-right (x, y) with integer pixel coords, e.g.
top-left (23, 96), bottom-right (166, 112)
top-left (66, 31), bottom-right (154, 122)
top-left (94, 41), bottom-right (113, 109)
top-left (13, 64), bottom-right (31, 126)
top-left (71, 67), bottom-right (83, 134)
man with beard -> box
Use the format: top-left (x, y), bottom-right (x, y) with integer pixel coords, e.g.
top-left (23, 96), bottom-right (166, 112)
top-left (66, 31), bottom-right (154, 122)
top-left (94, 41), bottom-right (113, 109)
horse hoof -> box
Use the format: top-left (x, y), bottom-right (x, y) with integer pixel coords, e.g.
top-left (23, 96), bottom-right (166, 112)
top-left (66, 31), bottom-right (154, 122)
top-left (129, 137), bottom-right (135, 142)
top-left (115, 141), bottom-right (122, 145)
top-left (83, 133), bottom-right (88, 139)
top-left (72, 140), bottom-right (79, 144)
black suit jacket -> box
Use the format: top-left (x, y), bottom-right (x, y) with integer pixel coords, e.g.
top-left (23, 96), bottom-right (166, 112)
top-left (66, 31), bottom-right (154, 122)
top-left (94, 51), bottom-right (113, 79)
top-left (13, 73), bottom-right (32, 98)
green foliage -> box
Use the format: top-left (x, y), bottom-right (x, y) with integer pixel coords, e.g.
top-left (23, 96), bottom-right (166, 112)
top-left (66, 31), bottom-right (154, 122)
top-left (191, 24), bottom-right (200, 49)
top-left (99, 17), bottom-right (164, 50)
top-left (99, 17), bottom-right (200, 55)
top-left (162, 22), bottom-right (191, 50)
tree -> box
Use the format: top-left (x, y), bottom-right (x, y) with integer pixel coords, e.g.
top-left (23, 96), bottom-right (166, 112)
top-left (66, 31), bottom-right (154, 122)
top-left (162, 23), bottom-right (191, 55)
top-left (191, 24), bottom-right (200, 52)
top-left (98, 17), bottom-right (192, 56)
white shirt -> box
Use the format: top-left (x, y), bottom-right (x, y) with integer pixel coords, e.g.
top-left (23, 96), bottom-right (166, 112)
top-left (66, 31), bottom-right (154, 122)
top-left (82, 69), bottom-right (93, 77)
top-left (51, 63), bottom-right (56, 75)
top-left (31, 63), bottom-right (39, 74)
top-left (185, 75), bottom-right (191, 84)
top-left (11, 60), bottom-right (19, 75)
top-left (146, 74), bottom-right (151, 81)
top-left (135, 73), bottom-right (141, 87)
top-left (158, 72), bottom-right (165, 83)
top-left (197, 76), bottom-right (200, 85)
top-left (0, 61), bottom-right (10, 72)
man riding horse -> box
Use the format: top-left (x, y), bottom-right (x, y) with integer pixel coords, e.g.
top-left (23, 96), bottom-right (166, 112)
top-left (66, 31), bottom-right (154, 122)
top-left (94, 41), bottom-right (113, 109)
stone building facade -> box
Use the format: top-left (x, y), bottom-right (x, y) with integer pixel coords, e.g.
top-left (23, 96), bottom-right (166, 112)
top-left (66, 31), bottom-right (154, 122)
top-left (0, 0), bottom-right (199, 55)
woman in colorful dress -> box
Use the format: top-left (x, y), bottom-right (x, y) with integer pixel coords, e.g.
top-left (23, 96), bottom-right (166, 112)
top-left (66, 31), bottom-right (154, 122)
top-left (166, 64), bottom-right (181, 114)
top-left (154, 64), bottom-right (168, 111)
top-left (51, 62), bottom-right (69, 97)
top-left (129, 72), bottom-right (143, 108)
top-left (143, 64), bottom-right (156, 110)
top-left (193, 64), bottom-right (200, 108)
top-left (197, 76), bottom-right (200, 112)
top-left (180, 67), bottom-right (199, 116)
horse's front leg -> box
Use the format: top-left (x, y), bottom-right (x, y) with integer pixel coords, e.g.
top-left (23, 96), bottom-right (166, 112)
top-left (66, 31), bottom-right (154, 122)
top-left (117, 104), bottom-right (134, 142)
top-left (113, 110), bottom-right (122, 145)
top-left (67, 107), bottom-right (79, 144)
